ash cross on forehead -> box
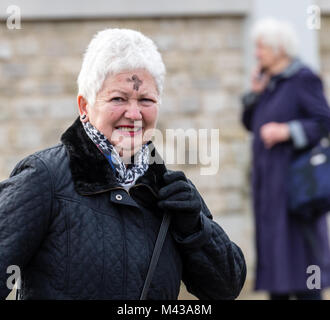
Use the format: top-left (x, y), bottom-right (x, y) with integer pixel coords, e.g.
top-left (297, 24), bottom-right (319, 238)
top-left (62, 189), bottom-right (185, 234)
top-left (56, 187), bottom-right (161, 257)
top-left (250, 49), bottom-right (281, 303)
top-left (126, 75), bottom-right (143, 91)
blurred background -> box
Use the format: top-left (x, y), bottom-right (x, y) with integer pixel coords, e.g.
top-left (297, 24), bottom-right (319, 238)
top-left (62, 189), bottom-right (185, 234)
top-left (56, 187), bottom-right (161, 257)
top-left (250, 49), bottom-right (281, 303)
top-left (0, 0), bottom-right (330, 299)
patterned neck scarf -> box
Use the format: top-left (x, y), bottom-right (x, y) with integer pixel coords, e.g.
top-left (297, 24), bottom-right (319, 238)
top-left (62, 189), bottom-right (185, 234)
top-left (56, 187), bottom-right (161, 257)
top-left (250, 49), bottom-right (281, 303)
top-left (82, 121), bottom-right (150, 188)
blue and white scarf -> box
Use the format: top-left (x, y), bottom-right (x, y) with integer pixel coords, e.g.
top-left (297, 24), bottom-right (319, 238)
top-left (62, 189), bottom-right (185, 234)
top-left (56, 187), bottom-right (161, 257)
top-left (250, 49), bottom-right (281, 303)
top-left (82, 121), bottom-right (150, 188)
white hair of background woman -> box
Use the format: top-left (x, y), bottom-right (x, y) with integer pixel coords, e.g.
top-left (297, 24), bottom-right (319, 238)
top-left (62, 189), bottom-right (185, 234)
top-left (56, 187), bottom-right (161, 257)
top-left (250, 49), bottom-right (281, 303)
top-left (251, 18), bottom-right (299, 58)
top-left (77, 28), bottom-right (166, 107)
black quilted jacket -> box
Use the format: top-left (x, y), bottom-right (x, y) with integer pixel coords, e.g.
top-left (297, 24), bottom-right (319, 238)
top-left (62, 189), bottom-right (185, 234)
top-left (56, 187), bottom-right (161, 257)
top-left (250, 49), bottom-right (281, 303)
top-left (0, 118), bottom-right (246, 300)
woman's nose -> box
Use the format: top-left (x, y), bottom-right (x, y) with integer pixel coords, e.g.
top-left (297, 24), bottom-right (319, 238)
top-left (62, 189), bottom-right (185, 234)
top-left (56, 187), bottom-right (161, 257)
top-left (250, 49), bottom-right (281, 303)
top-left (125, 101), bottom-right (142, 120)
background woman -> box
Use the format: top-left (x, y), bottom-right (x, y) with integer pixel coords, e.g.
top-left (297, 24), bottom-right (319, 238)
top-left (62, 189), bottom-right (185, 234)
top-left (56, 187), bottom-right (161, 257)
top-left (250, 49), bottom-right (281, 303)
top-left (242, 18), bottom-right (330, 300)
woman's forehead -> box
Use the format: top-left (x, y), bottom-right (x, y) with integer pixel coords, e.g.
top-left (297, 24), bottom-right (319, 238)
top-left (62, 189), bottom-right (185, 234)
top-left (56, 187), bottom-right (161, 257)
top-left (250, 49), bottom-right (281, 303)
top-left (108, 69), bottom-right (154, 81)
top-left (101, 70), bottom-right (158, 93)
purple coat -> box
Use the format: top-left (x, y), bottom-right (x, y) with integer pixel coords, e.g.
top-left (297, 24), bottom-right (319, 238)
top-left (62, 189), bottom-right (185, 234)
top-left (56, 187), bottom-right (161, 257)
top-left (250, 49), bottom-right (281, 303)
top-left (242, 61), bottom-right (330, 293)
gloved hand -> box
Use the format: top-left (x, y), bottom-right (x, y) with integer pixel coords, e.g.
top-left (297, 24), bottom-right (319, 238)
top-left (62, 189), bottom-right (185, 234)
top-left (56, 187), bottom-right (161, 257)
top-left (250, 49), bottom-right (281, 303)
top-left (158, 170), bottom-right (202, 237)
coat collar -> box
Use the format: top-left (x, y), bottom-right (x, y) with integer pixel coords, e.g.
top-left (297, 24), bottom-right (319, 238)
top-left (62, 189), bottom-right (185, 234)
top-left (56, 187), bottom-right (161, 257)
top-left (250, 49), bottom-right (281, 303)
top-left (60, 117), bottom-right (167, 195)
top-left (267, 58), bottom-right (304, 91)
top-left (277, 58), bottom-right (304, 79)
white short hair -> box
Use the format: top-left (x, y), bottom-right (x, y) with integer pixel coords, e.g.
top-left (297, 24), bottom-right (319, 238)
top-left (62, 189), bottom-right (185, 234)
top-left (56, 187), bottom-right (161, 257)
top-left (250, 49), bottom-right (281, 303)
top-left (77, 28), bottom-right (166, 106)
top-left (251, 18), bottom-right (299, 58)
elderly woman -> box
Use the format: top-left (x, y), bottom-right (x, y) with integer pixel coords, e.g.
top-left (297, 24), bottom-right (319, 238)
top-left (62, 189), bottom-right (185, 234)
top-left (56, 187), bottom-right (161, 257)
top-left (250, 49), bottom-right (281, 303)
top-left (0, 28), bottom-right (246, 300)
top-left (242, 18), bottom-right (330, 300)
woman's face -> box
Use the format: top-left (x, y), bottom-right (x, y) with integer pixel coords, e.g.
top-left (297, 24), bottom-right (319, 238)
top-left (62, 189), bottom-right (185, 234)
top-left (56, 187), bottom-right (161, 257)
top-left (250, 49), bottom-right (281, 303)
top-left (79, 69), bottom-right (159, 159)
top-left (255, 38), bottom-right (283, 70)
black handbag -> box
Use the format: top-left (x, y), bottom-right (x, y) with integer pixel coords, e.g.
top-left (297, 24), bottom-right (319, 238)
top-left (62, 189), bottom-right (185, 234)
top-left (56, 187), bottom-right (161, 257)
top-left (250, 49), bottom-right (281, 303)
top-left (288, 135), bottom-right (330, 219)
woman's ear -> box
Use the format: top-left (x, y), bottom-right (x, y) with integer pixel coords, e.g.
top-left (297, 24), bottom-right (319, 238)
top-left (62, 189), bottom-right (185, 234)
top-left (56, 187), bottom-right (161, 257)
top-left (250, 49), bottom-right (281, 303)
top-left (77, 95), bottom-right (89, 122)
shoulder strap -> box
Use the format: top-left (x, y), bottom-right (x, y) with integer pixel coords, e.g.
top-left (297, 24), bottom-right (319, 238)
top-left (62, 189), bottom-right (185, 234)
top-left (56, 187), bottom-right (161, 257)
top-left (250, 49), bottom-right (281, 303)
top-left (296, 219), bottom-right (323, 262)
top-left (139, 213), bottom-right (171, 300)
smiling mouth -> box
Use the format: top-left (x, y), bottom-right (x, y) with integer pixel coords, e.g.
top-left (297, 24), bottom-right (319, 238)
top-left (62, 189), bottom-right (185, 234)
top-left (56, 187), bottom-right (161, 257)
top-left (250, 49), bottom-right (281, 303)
top-left (116, 126), bottom-right (142, 131)
top-left (115, 126), bottom-right (143, 135)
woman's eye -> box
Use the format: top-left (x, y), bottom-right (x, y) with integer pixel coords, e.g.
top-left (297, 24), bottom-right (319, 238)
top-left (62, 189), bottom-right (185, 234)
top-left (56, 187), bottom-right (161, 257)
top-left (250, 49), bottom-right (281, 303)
top-left (110, 97), bottom-right (125, 102)
top-left (140, 99), bottom-right (155, 104)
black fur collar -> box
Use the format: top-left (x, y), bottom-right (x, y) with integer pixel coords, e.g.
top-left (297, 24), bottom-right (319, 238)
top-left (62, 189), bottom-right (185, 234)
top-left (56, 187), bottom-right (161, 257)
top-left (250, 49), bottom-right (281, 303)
top-left (60, 117), bottom-right (167, 195)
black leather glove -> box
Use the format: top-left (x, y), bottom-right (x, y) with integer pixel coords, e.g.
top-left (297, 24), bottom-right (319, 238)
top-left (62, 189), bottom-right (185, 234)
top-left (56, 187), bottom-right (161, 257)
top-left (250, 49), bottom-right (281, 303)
top-left (158, 170), bottom-right (202, 237)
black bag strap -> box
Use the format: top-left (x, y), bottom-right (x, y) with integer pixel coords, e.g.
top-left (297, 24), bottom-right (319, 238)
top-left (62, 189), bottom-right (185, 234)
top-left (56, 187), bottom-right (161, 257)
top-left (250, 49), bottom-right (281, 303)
top-left (139, 212), bottom-right (171, 300)
top-left (296, 219), bottom-right (322, 263)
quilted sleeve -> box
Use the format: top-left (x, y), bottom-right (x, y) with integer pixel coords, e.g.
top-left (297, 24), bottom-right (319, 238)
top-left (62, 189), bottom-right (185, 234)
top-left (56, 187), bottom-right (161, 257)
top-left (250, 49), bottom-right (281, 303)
top-left (0, 155), bottom-right (53, 299)
top-left (171, 182), bottom-right (246, 300)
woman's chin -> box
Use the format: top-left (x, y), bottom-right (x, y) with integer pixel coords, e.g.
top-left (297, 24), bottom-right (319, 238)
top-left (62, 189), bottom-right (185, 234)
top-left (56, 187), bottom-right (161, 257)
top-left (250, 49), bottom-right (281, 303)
top-left (114, 140), bottom-right (143, 161)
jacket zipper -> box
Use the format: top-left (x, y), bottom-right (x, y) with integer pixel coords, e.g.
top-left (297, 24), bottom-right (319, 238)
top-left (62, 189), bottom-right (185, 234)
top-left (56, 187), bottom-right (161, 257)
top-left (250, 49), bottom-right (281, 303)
top-left (80, 183), bottom-right (158, 298)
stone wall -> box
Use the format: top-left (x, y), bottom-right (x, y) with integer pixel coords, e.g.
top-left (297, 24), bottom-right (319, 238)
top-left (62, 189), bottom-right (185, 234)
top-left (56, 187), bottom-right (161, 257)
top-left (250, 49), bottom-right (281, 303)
top-left (0, 16), bottom-right (255, 299)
